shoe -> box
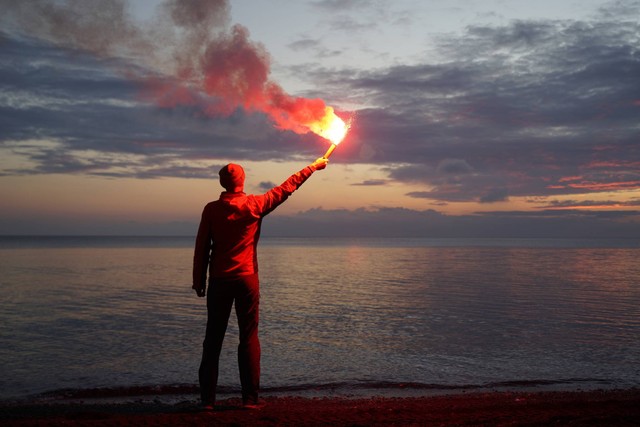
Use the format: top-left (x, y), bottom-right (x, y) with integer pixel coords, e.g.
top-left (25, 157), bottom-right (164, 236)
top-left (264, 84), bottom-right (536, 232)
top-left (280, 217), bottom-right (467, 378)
top-left (242, 398), bottom-right (266, 410)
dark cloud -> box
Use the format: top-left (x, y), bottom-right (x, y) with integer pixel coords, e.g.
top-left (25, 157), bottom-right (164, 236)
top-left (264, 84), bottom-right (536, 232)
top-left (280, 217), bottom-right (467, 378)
top-left (437, 159), bottom-right (473, 175)
top-left (258, 181), bottom-right (277, 192)
top-left (540, 198), bottom-right (640, 209)
top-left (351, 179), bottom-right (387, 186)
top-left (310, 0), bottom-right (371, 11)
top-left (287, 37), bottom-right (343, 58)
top-left (405, 191), bottom-right (432, 199)
top-left (392, 158), bottom-right (509, 203)
top-left (287, 38), bottom-right (321, 52)
top-left (479, 188), bottom-right (509, 203)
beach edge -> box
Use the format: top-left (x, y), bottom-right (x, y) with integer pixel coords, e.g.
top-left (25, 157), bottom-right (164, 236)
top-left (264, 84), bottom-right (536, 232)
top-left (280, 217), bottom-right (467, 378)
top-left (2, 388), bottom-right (639, 426)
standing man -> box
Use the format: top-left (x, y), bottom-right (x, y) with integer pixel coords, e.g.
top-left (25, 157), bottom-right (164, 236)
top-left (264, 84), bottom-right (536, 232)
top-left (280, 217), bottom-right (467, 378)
top-left (192, 157), bottom-right (329, 410)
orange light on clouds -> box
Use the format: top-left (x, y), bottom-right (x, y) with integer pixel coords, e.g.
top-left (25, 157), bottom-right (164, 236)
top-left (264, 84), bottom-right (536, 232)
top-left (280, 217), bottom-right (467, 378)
top-left (548, 174), bottom-right (640, 192)
top-left (586, 159), bottom-right (640, 168)
top-left (558, 175), bottom-right (583, 182)
top-left (567, 181), bottom-right (640, 191)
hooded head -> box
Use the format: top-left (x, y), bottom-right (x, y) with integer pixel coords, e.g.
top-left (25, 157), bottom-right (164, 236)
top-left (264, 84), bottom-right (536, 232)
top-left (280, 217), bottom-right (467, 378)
top-left (219, 163), bottom-right (245, 192)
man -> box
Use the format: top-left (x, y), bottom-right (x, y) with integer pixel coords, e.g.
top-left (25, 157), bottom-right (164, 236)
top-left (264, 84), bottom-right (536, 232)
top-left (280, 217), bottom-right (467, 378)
top-left (192, 157), bottom-right (329, 410)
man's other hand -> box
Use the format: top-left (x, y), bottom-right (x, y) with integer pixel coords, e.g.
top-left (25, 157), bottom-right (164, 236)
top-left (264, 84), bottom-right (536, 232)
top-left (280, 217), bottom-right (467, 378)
top-left (311, 157), bottom-right (329, 170)
top-left (194, 285), bottom-right (206, 297)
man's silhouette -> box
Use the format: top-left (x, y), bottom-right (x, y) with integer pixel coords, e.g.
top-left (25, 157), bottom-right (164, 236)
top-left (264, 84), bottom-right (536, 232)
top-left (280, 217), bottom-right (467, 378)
top-left (192, 157), bottom-right (329, 410)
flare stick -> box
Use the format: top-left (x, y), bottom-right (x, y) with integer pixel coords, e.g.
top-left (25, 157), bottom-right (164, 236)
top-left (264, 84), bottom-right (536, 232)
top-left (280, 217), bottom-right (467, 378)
top-left (323, 143), bottom-right (337, 159)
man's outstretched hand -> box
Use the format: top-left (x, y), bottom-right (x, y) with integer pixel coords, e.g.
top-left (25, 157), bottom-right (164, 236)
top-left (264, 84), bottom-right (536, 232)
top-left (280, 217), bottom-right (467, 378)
top-left (311, 157), bottom-right (329, 170)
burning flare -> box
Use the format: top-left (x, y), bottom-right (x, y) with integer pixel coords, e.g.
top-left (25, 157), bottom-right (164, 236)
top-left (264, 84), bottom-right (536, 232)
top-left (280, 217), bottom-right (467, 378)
top-left (261, 84), bottom-right (351, 150)
top-left (312, 107), bottom-right (350, 158)
top-left (309, 107), bottom-right (350, 146)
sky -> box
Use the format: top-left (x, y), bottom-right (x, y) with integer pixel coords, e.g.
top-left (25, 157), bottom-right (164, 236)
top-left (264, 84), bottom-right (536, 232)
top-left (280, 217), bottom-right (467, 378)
top-left (0, 0), bottom-right (639, 237)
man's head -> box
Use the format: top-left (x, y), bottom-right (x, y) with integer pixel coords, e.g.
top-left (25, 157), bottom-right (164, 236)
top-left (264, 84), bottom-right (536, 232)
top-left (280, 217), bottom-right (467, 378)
top-left (219, 163), bottom-right (245, 192)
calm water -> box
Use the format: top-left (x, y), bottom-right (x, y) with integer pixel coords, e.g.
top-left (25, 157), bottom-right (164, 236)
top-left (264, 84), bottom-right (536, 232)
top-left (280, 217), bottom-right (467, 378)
top-left (0, 236), bottom-right (639, 401)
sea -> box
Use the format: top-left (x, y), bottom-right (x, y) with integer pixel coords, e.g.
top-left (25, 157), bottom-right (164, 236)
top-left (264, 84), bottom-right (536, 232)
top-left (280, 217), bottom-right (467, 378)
top-left (1, 236), bottom-right (639, 403)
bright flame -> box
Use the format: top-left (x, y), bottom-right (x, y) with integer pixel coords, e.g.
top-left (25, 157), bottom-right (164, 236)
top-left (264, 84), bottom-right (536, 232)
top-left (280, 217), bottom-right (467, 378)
top-left (308, 106), bottom-right (350, 145)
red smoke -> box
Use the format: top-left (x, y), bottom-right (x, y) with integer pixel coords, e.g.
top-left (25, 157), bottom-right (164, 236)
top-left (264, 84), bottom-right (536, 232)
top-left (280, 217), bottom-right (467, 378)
top-left (1, 0), bottom-right (344, 140)
top-left (197, 24), bottom-right (339, 137)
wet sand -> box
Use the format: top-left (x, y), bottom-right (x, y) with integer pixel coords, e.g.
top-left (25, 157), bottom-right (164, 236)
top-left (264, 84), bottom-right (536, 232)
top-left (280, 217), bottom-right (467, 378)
top-left (2, 389), bottom-right (639, 426)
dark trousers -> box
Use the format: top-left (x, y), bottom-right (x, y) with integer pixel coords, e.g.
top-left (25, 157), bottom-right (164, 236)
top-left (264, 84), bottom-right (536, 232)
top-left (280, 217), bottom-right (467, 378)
top-left (199, 273), bottom-right (260, 405)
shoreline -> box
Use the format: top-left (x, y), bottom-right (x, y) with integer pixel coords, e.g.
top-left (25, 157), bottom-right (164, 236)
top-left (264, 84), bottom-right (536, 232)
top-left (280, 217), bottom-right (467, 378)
top-left (2, 388), bottom-right (639, 426)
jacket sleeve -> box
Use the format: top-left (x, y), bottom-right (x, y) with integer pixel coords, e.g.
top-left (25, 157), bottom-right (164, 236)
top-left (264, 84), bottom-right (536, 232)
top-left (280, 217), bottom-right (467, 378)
top-left (254, 166), bottom-right (315, 217)
top-left (192, 204), bottom-right (212, 290)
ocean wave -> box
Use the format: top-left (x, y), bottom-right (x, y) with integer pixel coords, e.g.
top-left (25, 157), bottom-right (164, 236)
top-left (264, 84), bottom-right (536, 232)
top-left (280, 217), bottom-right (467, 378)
top-left (17, 378), bottom-right (614, 404)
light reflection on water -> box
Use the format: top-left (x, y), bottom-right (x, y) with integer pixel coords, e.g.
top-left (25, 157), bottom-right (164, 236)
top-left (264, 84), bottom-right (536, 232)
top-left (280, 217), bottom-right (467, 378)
top-left (0, 239), bottom-right (638, 399)
top-left (260, 245), bottom-right (640, 388)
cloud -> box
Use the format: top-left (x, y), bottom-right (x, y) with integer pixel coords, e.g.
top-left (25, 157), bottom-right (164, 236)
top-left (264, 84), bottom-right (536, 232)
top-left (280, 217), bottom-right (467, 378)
top-left (351, 179), bottom-right (387, 186)
top-left (261, 207), bottom-right (640, 238)
top-left (392, 159), bottom-right (510, 203)
top-left (287, 38), bottom-right (322, 52)
top-left (287, 37), bottom-right (343, 58)
top-left (540, 198), bottom-right (640, 210)
top-left (479, 188), bottom-right (509, 203)
top-left (310, 0), bottom-right (371, 11)
top-left (258, 181), bottom-right (277, 192)
top-left (319, 15), bottom-right (640, 202)
top-left (436, 159), bottom-right (473, 175)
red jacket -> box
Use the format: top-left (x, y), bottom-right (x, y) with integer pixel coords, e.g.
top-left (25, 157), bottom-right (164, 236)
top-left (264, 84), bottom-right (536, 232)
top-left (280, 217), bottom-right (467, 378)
top-left (193, 166), bottom-right (315, 288)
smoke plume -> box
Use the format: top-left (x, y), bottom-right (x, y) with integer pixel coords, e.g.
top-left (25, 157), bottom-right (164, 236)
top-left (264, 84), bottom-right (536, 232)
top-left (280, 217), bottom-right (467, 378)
top-left (1, 0), bottom-right (338, 137)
